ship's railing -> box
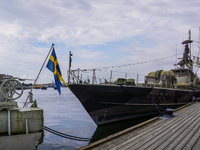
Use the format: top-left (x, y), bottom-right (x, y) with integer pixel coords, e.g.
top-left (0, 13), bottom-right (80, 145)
top-left (68, 69), bottom-right (143, 86)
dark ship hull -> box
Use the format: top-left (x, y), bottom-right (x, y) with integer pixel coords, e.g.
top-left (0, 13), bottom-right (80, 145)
top-left (68, 32), bottom-right (200, 125)
top-left (69, 84), bottom-right (198, 125)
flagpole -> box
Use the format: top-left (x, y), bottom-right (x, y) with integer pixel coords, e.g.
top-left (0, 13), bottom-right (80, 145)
top-left (23, 44), bottom-right (54, 107)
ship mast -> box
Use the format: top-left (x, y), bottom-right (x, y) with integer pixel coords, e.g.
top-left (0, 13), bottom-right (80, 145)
top-left (189, 29), bottom-right (192, 59)
top-left (68, 51), bottom-right (73, 83)
top-left (178, 30), bottom-right (193, 71)
top-left (189, 29), bottom-right (193, 71)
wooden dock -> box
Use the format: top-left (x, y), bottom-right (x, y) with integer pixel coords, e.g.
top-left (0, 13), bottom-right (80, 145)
top-left (79, 102), bottom-right (200, 150)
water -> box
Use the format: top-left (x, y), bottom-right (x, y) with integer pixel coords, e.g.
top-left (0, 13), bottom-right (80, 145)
top-left (17, 88), bottom-right (97, 150)
top-left (17, 87), bottom-right (154, 149)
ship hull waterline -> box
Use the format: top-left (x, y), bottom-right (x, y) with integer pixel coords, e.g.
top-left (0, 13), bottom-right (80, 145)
top-left (68, 84), bottom-right (198, 125)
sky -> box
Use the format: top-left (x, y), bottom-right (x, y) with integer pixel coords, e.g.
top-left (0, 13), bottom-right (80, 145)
top-left (0, 0), bottom-right (200, 84)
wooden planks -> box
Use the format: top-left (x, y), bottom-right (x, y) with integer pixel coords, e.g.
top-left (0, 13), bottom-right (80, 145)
top-left (79, 102), bottom-right (200, 150)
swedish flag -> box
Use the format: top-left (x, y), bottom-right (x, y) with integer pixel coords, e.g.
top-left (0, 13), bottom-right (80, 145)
top-left (46, 48), bottom-right (69, 94)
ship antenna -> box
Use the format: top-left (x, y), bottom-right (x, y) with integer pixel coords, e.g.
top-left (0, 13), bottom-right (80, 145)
top-left (196, 26), bottom-right (200, 74)
top-left (176, 42), bottom-right (177, 67)
top-left (188, 29), bottom-right (193, 71)
top-left (198, 27), bottom-right (200, 62)
top-left (68, 51), bottom-right (73, 83)
top-left (189, 29), bottom-right (192, 59)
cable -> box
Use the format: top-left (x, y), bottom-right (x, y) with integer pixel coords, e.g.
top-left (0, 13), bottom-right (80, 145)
top-left (76, 53), bottom-right (182, 72)
top-left (43, 126), bottom-right (91, 142)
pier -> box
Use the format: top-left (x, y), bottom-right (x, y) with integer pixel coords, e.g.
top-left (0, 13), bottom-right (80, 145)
top-left (79, 102), bottom-right (200, 150)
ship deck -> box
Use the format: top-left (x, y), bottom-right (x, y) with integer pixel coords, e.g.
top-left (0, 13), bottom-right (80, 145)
top-left (79, 102), bottom-right (200, 150)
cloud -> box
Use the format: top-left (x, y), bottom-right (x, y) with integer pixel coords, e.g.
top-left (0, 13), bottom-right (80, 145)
top-left (0, 0), bottom-right (199, 83)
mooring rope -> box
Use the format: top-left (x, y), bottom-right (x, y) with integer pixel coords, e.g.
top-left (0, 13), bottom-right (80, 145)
top-left (43, 126), bottom-right (91, 142)
top-left (149, 94), bottom-right (165, 115)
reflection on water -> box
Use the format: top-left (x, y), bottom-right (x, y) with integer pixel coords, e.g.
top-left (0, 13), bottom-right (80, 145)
top-left (17, 88), bottom-right (154, 150)
top-left (90, 115), bottom-right (155, 143)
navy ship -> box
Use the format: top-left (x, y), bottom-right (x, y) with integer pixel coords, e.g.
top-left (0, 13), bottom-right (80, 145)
top-left (68, 32), bottom-right (200, 125)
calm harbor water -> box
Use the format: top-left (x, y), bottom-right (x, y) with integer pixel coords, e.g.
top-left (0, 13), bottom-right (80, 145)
top-left (17, 87), bottom-right (154, 150)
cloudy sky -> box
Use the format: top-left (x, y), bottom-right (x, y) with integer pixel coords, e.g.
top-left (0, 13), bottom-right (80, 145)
top-left (0, 0), bottom-right (200, 84)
